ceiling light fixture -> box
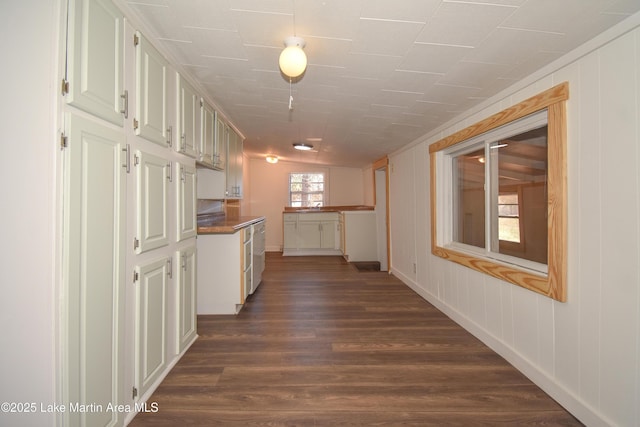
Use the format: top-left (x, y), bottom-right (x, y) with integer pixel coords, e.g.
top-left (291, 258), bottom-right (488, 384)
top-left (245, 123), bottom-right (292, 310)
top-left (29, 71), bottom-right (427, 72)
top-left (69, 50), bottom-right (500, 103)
top-left (293, 143), bottom-right (313, 151)
top-left (279, 36), bottom-right (307, 79)
top-left (266, 155), bottom-right (279, 164)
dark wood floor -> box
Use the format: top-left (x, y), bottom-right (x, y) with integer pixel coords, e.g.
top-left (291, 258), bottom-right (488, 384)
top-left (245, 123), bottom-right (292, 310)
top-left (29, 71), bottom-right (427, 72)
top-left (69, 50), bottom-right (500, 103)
top-left (130, 253), bottom-right (582, 426)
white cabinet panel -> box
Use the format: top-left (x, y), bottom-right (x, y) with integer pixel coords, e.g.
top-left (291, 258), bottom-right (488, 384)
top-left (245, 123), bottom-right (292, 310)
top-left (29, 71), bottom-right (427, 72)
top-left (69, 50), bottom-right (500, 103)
top-left (176, 245), bottom-right (197, 353)
top-left (177, 75), bottom-right (198, 158)
top-left (225, 127), bottom-right (243, 198)
top-left (64, 113), bottom-right (125, 426)
top-left (135, 31), bottom-right (169, 146)
top-left (67, 0), bottom-right (124, 126)
top-left (177, 163), bottom-right (197, 241)
top-left (135, 150), bottom-right (169, 253)
top-left (214, 114), bottom-right (227, 170)
top-left (134, 257), bottom-right (168, 399)
top-left (199, 101), bottom-right (215, 166)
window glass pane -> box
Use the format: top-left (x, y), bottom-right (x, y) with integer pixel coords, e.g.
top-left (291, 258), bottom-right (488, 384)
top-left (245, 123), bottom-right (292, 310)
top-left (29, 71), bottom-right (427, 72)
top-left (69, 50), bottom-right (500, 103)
top-left (453, 148), bottom-right (485, 248)
top-left (495, 125), bottom-right (548, 264)
top-left (289, 173), bottom-right (325, 207)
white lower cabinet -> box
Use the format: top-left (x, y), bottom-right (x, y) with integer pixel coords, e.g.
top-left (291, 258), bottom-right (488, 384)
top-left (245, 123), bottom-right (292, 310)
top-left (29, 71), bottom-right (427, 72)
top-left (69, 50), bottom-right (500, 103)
top-left (340, 211), bottom-right (378, 262)
top-left (134, 257), bottom-right (169, 399)
top-left (63, 112), bottom-right (126, 427)
top-left (282, 212), bottom-right (340, 255)
top-left (197, 227), bottom-right (253, 314)
top-left (176, 245), bottom-right (197, 353)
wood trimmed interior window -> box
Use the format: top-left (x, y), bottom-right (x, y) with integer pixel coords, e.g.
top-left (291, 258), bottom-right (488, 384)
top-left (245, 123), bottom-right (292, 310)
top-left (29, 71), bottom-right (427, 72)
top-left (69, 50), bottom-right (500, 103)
top-left (429, 82), bottom-right (568, 302)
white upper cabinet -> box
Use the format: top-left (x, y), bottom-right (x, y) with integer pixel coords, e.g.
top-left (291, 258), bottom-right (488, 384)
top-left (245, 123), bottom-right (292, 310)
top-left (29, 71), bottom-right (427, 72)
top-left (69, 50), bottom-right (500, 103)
top-left (135, 150), bottom-right (169, 253)
top-left (214, 114), bottom-right (227, 171)
top-left (225, 127), bottom-right (243, 198)
top-left (177, 162), bottom-right (197, 241)
top-left (66, 0), bottom-right (125, 126)
top-left (177, 75), bottom-right (199, 158)
top-left (199, 101), bottom-right (215, 166)
top-left (134, 31), bottom-right (170, 147)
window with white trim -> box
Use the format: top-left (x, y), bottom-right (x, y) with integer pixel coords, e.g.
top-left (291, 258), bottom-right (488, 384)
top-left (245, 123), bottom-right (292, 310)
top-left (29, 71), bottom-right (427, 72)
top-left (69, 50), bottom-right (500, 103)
top-left (430, 83), bottom-right (568, 301)
top-left (289, 173), bottom-right (325, 207)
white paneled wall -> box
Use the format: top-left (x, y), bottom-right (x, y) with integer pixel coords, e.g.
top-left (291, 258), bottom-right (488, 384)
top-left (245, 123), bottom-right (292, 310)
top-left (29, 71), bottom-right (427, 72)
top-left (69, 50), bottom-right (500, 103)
top-left (390, 20), bottom-right (640, 427)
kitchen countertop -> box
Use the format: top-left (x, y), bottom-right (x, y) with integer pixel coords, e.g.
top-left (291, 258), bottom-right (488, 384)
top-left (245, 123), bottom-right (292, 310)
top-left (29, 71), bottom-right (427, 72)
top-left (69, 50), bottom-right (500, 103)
top-left (197, 214), bottom-right (265, 234)
top-left (283, 205), bottom-right (373, 213)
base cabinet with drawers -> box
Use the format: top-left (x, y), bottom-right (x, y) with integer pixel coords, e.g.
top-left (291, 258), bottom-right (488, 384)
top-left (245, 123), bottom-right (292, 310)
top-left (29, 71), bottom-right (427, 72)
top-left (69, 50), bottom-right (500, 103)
top-left (197, 219), bottom-right (265, 314)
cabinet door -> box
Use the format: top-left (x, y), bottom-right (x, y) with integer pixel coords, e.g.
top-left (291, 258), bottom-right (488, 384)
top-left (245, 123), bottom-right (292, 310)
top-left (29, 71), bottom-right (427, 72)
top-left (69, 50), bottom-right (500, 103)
top-left (298, 222), bottom-right (321, 249)
top-left (200, 102), bottom-right (215, 166)
top-left (225, 129), bottom-right (237, 197)
top-left (177, 246), bottom-right (197, 353)
top-left (64, 113), bottom-right (125, 427)
top-left (135, 31), bottom-right (169, 146)
top-left (320, 221), bottom-right (337, 249)
top-left (177, 163), bottom-right (197, 241)
top-left (136, 151), bottom-right (169, 253)
top-left (134, 258), bottom-right (168, 399)
top-left (214, 115), bottom-right (226, 170)
top-left (177, 76), bottom-right (198, 158)
top-left (283, 220), bottom-right (298, 249)
top-left (66, 0), bottom-right (124, 126)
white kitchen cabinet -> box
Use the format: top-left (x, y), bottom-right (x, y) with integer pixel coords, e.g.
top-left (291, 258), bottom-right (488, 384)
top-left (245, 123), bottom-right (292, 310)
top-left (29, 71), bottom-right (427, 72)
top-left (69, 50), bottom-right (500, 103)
top-left (197, 226), bottom-right (254, 314)
top-left (176, 245), bottom-right (197, 353)
top-left (225, 127), bottom-right (243, 198)
top-left (341, 211), bottom-right (378, 262)
top-left (66, 0), bottom-right (125, 126)
top-left (63, 112), bottom-right (126, 427)
top-left (199, 100), bottom-right (215, 166)
top-left (282, 212), bottom-right (340, 255)
top-left (214, 113), bottom-right (227, 170)
top-left (134, 257), bottom-right (169, 399)
top-left (177, 75), bottom-right (199, 158)
top-left (176, 162), bottom-right (197, 241)
top-left (135, 31), bottom-right (170, 147)
top-left (135, 150), bottom-right (169, 253)
top-left (196, 168), bottom-right (226, 200)
top-left (283, 213), bottom-right (298, 250)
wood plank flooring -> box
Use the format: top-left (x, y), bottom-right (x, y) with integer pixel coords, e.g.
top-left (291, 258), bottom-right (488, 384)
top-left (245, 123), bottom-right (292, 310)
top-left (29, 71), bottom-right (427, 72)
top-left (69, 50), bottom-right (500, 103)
top-left (129, 253), bottom-right (582, 426)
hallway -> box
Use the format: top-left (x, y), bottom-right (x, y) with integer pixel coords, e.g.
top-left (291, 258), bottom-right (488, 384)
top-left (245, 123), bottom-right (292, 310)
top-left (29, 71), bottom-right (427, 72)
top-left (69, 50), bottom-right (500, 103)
top-left (130, 253), bottom-right (581, 426)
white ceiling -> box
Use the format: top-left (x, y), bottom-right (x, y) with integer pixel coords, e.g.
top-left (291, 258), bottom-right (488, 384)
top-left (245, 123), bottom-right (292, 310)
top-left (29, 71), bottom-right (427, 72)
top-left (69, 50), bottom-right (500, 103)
top-left (120, 0), bottom-right (640, 168)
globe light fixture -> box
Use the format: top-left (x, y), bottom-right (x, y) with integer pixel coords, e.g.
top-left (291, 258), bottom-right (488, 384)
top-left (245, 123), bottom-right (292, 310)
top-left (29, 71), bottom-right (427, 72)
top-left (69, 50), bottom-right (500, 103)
top-left (279, 36), bottom-right (307, 78)
top-left (266, 155), bottom-right (279, 164)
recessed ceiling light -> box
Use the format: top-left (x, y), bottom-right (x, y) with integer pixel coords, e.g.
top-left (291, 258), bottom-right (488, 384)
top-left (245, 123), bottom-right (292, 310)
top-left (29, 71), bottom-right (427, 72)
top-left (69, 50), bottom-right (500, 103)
top-left (293, 143), bottom-right (313, 151)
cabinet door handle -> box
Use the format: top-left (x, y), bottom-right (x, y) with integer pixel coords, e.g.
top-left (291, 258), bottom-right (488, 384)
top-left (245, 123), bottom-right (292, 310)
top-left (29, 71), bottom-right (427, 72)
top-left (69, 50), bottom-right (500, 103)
top-left (122, 144), bottom-right (130, 173)
top-left (167, 126), bottom-right (173, 147)
top-left (120, 90), bottom-right (129, 118)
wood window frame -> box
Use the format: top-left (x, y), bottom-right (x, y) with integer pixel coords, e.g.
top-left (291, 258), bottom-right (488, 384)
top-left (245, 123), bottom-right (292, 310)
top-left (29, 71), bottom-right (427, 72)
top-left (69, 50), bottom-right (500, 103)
top-left (429, 82), bottom-right (568, 302)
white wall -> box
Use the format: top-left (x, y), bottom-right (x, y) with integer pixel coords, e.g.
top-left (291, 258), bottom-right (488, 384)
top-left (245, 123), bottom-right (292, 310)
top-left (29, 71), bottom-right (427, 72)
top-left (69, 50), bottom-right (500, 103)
top-left (389, 14), bottom-right (640, 427)
top-left (0, 1), bottom-right (60, 426)
top-left (246, 158), bottom-right (367, 251)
